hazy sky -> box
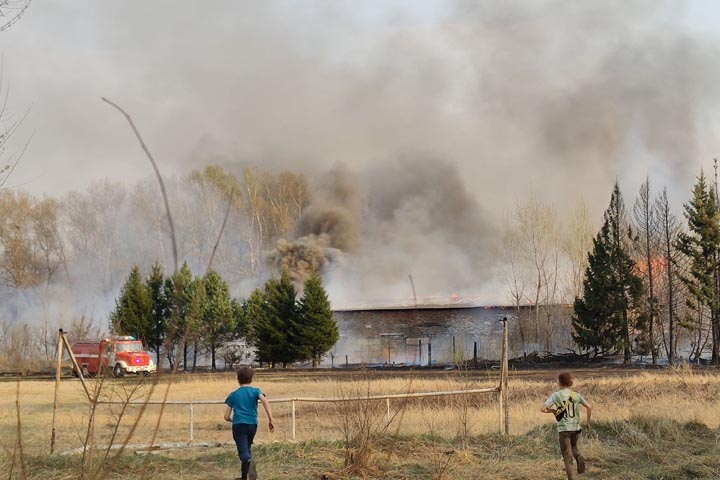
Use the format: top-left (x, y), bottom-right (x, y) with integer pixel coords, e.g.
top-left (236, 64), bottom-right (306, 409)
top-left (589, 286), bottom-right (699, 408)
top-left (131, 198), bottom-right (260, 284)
top-left (3, 0), bottom-right (720, 218)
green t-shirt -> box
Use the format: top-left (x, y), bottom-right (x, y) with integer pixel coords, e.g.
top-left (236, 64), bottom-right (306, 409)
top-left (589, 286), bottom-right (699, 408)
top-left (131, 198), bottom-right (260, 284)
top-left (544, 388), bottom-right (586, 433)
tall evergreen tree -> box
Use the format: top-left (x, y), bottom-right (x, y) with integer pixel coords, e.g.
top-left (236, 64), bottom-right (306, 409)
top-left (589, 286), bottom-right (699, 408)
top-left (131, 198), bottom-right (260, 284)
top-left (110, 266), bottom-right (152, 344)
top-left (146, 262), bottom-right (169, 365)
top-left (187, 275), bottom-right (206, 371)
top-left (573, 182), bottom-right (643, 362)
top-left (258, 270), bottom-right (300, 367)
top-left (296, 272), bottom-right (338, 367)
top-left (676, 172), bottom-right (720, 364)
top-left (245, 288), bottom-right (273, 365)
top-left (164, 262), bottom-right (193, 369)
top-left (232, 298), bottom-right (248, 341)
top-left (202, 270), bottom-right (235, 371)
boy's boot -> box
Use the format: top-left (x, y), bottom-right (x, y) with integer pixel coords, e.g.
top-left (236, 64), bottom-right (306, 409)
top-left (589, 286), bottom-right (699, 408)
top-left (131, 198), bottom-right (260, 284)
top-left (248, 460), bottom-right (258, 480)
top-left (576, 455), bottom-right (586, 474)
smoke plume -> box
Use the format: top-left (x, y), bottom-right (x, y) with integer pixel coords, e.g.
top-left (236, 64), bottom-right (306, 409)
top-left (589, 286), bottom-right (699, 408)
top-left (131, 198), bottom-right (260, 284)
top-left (269, 165), bottom-right (360, 282)
top-left (3, 0), bottom-right (720, 314)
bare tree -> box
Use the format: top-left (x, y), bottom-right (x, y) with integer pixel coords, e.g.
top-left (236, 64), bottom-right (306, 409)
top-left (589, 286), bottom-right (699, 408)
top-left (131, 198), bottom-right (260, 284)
top-left (563, 199), bottom-right (594, 302)
top-left (654, 187), bottom-right (682, 363)
top-left (633, 177), bottom-right (659, 364)
top-left (64, 181), bottom-right (128, 294)
top-left (514, 196), bottom-right (561, 351)
top-left (0, 191), bottom-right (64, 290)
top-left (499, 211), bottom-right (528, 351)
top-left (0, 0), bottom-right (31, 32)
top-left (102, 97), bottom-right (179, 274)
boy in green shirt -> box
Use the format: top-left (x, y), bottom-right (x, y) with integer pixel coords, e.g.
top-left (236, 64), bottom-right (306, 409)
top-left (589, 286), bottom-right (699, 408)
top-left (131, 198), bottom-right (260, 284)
top-left (541, 372), bottom-right (592, 480)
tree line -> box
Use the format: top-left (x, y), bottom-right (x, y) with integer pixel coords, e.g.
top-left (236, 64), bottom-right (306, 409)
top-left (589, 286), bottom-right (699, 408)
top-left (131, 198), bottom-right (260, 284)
top-left (109, 263), bottom-right (338, 370)
top-left (573, 167), bottom-right (720, 365)
top-left (0, 164), bottom-right (310, 363)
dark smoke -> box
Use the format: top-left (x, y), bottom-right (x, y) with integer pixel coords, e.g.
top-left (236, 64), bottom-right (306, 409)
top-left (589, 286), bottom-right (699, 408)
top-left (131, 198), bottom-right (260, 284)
top-left (268, 165), bottom-right (361, 282)
top-left (270, 157), bottom-right (497, 306)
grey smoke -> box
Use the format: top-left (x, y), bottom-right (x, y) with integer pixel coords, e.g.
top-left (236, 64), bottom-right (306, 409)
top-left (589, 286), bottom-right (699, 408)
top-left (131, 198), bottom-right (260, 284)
top-left (270, 157), bottom-right (496, 305)
top-left (269, 165), bottom-right (360, 282)
top-left (1, 0), bottom-right (719, 314)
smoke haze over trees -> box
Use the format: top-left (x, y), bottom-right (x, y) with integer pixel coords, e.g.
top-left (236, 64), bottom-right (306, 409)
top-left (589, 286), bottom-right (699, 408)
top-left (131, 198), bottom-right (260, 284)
top-left (3, 1), bottom-right (720, 366)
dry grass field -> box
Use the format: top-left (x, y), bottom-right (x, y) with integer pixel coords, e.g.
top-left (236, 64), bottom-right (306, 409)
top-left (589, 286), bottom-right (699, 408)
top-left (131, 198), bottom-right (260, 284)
top-left (2, 367), bottom-right (720, 479)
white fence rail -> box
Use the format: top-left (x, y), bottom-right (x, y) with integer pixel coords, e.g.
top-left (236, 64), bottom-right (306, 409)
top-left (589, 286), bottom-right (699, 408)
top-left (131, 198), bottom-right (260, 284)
top-left (96, 387), bottom-right (500, 441)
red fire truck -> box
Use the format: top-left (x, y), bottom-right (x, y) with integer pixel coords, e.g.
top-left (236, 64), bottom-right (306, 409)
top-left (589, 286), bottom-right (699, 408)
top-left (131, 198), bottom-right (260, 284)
top-left (71, 336), bottom-right (157, 377)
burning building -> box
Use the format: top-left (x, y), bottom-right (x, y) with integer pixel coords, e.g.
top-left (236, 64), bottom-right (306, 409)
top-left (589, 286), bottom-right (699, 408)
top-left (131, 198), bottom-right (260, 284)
top-left (328, 303), bottom-right (574, 366)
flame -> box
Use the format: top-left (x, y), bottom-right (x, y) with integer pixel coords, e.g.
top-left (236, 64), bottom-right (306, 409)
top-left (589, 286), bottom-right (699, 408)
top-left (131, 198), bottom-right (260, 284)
top-left (635, 256), bottom-right (667, 276)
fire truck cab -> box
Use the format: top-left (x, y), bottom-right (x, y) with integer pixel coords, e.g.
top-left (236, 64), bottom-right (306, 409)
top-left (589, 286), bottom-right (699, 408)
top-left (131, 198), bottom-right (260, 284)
top-left (71, 336), bottom-right (157, 378)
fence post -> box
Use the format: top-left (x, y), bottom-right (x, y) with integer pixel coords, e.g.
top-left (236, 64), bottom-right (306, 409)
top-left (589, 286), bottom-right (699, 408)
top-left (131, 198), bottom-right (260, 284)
top-left (386, 398), bottom-right (391, 424)
top-left (60, 331), bottom-right (92, 401)
top-left (501, 317), bottom-right (509, 435)
top-left (291, 400), bottom-right (296, 440)
top-left (51, 329), bottom-right (64, 454)
top-left (189, 402), bottom-right (194, 442)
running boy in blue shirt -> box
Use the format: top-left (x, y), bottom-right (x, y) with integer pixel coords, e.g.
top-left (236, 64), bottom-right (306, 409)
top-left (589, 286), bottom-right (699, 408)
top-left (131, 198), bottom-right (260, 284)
top-left (541, 372), bottom-right (592, 480)
top-left (225, 367), bottom-right (275, 480)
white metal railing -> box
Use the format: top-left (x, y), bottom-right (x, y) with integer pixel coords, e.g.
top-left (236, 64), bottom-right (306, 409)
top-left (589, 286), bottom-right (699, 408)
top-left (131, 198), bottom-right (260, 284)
top-left (96, 387), bottom-right (500, 441)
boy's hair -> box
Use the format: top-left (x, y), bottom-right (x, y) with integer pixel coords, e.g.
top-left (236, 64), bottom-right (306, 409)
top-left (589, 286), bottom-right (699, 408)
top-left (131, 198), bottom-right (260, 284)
top-left (558, 372), bottom-right (573, 388)
top-left (236, 366), bottom-right (254, 385)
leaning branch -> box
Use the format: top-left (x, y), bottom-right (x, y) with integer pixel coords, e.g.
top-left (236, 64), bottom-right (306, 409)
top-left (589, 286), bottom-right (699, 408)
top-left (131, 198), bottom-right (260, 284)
top-left (206, 186), bottom-right (235, 274)
top-left (101, 97), bottom-right (178, 274)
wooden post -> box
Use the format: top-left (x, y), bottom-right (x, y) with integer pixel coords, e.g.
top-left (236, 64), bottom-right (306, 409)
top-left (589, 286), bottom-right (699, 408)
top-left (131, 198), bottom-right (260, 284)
top-left (452, 336), bottom-right (456, 364)
top-left (418, 339), bottom-right (422, 365)
top-left (60, 332), bottom-right (92, 401)
top-left (291, 400), bottom-right (296, 440)
top-left (428, 341), bottom-right (432, 367)
top-left (501, 317), bottom-right (510, 435)
top-left (345, 355), bottom-right (348, 367)
top-left (189, 403), bottom-right (194, 442)
top-left (50, 329), bottom-right (64, 454)
top-left (473, 341), bottom-right (478, 368)
top-left (386, 398), bottom-right (391, 424)
top-left (498, 389), bottom-right (503, 434)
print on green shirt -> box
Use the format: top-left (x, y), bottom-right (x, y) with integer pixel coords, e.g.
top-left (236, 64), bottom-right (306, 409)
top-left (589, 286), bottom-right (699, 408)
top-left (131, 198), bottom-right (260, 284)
top-left (544, 388), bottom-right (586, 433)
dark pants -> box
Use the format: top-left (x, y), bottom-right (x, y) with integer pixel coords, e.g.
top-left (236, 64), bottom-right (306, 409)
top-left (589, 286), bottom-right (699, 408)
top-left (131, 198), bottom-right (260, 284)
top-left (559, 430), bottom-right (584, 479)
top-left (232, 423), bottom-right (258, 478)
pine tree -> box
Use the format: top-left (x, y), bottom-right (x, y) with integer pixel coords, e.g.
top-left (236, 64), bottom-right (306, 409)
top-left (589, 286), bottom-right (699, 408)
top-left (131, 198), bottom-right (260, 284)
top-left (187, 275), bottom-right (206, 372)
top-left (297, 272), bottom-right (338, 367)
top-left (164, 262), bottom-right (194, 370)
top-left (259, 270), bottom-right (299, 368)
top-left (232, 298), bottom-right (248, 340)
top-left (245, 288), bottom-right (273, 365)
top-left (573, 182), bottom-right (643, 362)
top-left (146, 262), bottom-right (168, 365)
top-left (202, 270), bottom-right (235, 371)
top-left (110, 266), bottom-right (152, 344)
top-left (676, 172), bottom-right (720, 364)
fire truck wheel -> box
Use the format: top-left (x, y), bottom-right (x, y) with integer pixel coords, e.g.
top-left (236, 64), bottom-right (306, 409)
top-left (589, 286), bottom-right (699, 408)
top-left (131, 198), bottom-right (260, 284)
top-left (113, 364), bottom-right (125, 378)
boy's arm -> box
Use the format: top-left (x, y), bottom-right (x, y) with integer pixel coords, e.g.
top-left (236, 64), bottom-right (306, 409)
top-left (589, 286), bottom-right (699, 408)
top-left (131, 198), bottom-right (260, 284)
top-left (583, 402), bottom-right (592, 428)
top-left (541, 394), bottom-right (557, 414)
top-left (260, 394), bottom-right (275, 432)
top-left (224, 405), bottom-right (233, 423)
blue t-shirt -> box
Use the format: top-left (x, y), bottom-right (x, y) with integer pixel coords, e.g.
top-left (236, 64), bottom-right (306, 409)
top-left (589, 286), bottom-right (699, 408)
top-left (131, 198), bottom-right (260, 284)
top-left (225, 386), bottom-right (263, 425)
